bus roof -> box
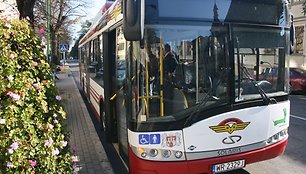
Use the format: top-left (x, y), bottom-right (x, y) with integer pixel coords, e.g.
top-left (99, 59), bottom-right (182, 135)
top-left (79, 0), bottom-right (289, 47)
top-left (79, 0), bottom-right (120, 47)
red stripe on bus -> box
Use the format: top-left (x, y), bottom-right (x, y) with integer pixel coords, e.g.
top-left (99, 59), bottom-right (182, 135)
top-left (128, 138), bottom-right (288, 174)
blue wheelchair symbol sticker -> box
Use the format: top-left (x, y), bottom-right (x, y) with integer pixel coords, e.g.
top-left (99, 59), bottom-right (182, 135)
top-left (139, 134), bottom-right (149, 145)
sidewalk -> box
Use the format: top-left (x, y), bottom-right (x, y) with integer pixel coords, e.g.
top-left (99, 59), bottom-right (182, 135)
top-left (56, 70), bottom-right (114, 174)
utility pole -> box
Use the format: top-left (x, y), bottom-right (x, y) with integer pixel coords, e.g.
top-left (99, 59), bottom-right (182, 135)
top-left (46, 0), bottom-right (51, 63)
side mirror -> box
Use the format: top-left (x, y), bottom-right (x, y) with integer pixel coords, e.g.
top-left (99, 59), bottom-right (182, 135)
top-left (122, 0), bottom-right (144, 41)
top-left (289, 13), bottom-right (295, 54)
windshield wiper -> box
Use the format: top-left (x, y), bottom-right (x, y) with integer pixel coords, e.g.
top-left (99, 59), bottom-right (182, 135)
top-left (235, 37), bottom-right (276, 105)
top-left (240, 65), bottom-right (276, 105)
top-left (184, 70), bottom-right (226, 127)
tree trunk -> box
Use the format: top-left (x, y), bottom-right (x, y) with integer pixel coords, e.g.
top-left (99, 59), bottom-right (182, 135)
top-left (50, 27), bottom-right (59, 65)
top-left (16, 0), bottom-right (36, 26)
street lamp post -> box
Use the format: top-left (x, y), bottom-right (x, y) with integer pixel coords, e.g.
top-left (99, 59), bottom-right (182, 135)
top-left (46, 0), bottom-right (51, 63)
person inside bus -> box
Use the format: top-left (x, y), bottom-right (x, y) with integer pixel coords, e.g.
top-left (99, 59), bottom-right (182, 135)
top-left (163, 44), bottom-right (178, 81)
top-left (147, 44), bottom-right (159, 95)
top-left (147, 45), bottom-right (159, 80)
top-left (163, 44), bottom-right (178, 115)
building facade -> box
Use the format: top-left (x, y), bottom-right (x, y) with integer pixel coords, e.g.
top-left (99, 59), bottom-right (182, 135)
top-left (289, 0), bottom-right (306, 69)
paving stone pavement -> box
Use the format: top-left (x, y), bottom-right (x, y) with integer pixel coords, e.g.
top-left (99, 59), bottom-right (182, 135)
top-left (56, 70), bottom-right (114, 174)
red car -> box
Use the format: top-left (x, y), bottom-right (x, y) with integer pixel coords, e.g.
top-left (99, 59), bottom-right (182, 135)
top-left (289, 68), bottom-right (306, 93)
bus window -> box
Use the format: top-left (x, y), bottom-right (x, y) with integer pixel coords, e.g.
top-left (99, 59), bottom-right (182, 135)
top-left (92, 35), bottom-right (104, 86)
top-left (234, 26), bottom-right (289, 101)
top-left (116, 28), bottom-right (127, 87)
top-left (130, 24), bottom-right (230, 121)
top-left (88, 40), bottom-right (97, 78)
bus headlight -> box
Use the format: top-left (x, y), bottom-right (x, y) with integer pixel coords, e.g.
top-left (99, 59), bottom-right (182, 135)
top-left (149, 149), bottom-right (158, 157)
top-left (175, 151), bottom-right (183, 159)
top-left (273, 134), bottom-right (279, 140)
top-left (266, 129), bottom-right (288, 145)
top-left (162, 150), bottom-right (171, 158)
top-left (267, 137), bottom-right (272, 144)
top-left (141, 151), bottom-right (147, 158)
top-left (131, 145), bottom-right (186, 161)
top-left (137, 147), bottom-right (147, 158)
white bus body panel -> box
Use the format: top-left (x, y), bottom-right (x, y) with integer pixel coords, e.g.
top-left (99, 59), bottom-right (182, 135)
top-left (89, 78), bottom-right (105, 115)
top-left (128, 101), bottom-right (289, 160)
top-left (183, 101), bottom-right (290, 155)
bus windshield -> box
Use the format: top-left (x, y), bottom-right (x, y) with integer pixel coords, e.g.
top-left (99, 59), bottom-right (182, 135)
top-left (129, 23), bottom-right (289, 130)
top-left (233, 26), bottom-right (289, 101)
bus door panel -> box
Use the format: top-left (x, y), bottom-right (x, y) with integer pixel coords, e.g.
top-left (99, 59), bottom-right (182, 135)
top-left (115, 27), bottom-right (129, 162)
top-left (103, 30), bottom-right (118, 143)
top-left (85, 43), bottom-right (91, 100)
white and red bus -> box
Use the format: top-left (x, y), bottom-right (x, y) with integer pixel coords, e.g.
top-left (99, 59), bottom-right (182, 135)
top-left (78, 0), bottom-right (294, 173)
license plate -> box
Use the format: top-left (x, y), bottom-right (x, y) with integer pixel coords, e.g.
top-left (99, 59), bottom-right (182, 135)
top-left (212, 159), bottom-right (245, 173)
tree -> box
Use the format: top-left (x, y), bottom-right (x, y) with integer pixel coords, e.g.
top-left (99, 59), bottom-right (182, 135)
top-left (69, 20), bottom-right (92, 59)
top-left (0, 17), bottom-right (72, 174)
top-left (35, 0), bottom-right (88, 64)
top-left (9, 0), bottom-right (96, 64)
top-left (16, 0), bottom-right (36, 26)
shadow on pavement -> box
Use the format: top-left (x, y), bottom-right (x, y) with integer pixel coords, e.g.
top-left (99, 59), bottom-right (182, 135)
top-left (70, 70), bottom-right (128, 174)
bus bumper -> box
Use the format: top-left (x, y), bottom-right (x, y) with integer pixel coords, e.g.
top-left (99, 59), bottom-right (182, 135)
top-left (129, 138), bottom-right (288, 174)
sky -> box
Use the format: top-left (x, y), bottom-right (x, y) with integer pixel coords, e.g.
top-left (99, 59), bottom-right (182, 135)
top-left (86, 0), bottom-right (106, 21)
top-left (71, 0), bottom-right (106, 41)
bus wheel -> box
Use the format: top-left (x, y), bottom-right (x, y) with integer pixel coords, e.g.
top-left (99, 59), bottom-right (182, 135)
top-left (288, 83), bottom-right (292, 94)
top-left (100, 104), bottom-right (106, 131)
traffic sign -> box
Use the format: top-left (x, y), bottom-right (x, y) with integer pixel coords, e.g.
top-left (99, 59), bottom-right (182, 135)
top-left (59, 44), bottom-right (69, 52)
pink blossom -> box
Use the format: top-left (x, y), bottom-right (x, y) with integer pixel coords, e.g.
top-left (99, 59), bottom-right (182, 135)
top-left (32, 61), bottom-right (38, 67)
top-left (7, 75), bottom-right (14, 81)
top-left (6, 162), bottom-right (13, 168)
top-left (9, 54), bottom-right (14, 59)
top-left (7, 91), bottom-right (13, 96)
top-left (29, 160), bottom-right (36, 168)
top-left (39, 28), bottom-right (45, 35)
top-left (44, 138), bottom-right (54, 147)
top-left (0, 119), bottom-right (5, 124)
top-left (7, 91), bottom-right (20, 101)
top-left (52, 148), bottom-right (60, 156)
top-left (4, 23), bottom-right (11, 28)
top-left (10, 142), bottom-right (19, 150)
top-left (56, 95), bottom-right (62, 101)
top-left (2, 16), bottom-right (8, 20)
top-left (54, 119), bottom-right (59, 124)
top-left (26, 16), bottom-right (30, 21)
top-left (46, 123), bottom-right (54, 130)
top-left (72, 162), bottom-right (77, 169)
top-left (33, 83), bottom-right (40, 89)
top-left (11, 93), bottom-right (21, 101)
top-left (61, 140), bottom-right (68, 147)
top-left (8, 148), bottom-right (14, 154)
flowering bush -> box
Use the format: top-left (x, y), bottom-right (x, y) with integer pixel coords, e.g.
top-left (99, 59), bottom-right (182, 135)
top-left (0, 19), bottom-right (72, 173)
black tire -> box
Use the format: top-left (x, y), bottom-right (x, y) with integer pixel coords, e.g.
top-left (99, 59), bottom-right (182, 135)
top-left (288, 83), bottom-right (292, 94)
top-left (100, 102), bottom-right (106, 131)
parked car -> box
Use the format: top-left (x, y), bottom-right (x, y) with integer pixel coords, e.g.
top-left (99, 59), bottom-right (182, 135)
top-left (56, 65), bottom-right (61, 72)
top-left (60, 59), bottom-right (68, 66)
top-left (259, 67), bottom-right (306, 93)
top-left (289, 68), bottom-right (306, 93)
